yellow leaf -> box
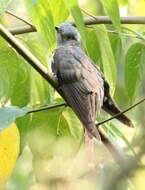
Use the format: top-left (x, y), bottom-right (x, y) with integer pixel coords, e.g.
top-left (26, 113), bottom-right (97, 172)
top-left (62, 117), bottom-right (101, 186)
top-left (0, 123), bottom-right (20, 190)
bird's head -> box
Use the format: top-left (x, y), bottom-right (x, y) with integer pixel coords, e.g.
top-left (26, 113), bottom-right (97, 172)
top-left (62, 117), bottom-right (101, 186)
top-left (55, 22), bottom-right (81, 46)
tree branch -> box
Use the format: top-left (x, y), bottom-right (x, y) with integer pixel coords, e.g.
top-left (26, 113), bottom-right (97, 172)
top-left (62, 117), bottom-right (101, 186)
top-left (7, 16), bottom-right (145, 35)
top-left (9, 25), bottom-right (36, 35)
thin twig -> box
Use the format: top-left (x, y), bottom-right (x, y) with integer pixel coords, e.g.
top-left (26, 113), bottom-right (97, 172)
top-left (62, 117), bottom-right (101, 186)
top-left (96, 98), bottom-right (145, 127)
top-left (28, 103), bottom-right (66, 114)
top-left (5, 10), bottom-right (35, 28)
top-left (9, 25), bottom-right (36, 35)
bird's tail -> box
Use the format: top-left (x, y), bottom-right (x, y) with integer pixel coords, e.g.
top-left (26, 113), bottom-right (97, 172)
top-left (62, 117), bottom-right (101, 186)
top-left (84, 123), bottom-right (101, 141)
top-left (102, 95), bottom-right (134, 128)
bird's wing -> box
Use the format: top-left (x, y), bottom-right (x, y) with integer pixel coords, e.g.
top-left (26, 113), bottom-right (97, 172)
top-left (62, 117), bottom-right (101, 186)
top-left (53, 45), bottom-right (104, 92)
top-left (92, 63), bottom-right (134, 127)
top-left (53, 46), bottom-right (104, 134)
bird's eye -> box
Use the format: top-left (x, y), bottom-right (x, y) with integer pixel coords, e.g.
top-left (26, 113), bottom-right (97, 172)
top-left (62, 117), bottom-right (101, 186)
top-left (66, 36), bottom-right (72, 40)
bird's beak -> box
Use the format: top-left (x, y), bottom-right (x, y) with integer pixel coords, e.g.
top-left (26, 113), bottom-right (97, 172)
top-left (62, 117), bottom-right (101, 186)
top-left (55, 26), bottom-right (61, 33)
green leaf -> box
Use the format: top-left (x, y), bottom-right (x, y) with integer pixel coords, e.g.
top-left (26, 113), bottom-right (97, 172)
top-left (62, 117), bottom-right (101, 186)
top-left (86, 30), bottom-right (101, 64)
top-left (0, 106), bottom-right (29, 132)
top-left (10, 56), bottom-right (30, 107)
top-left (101, 0), bottom-right (121, 36)
top-left (28, 108), bottom-right (76, 157)
top-left (51, 0), bottom-right (69, 25)
top-left (0, 47), bottom-right (19, 104)
top-left (25, 0), bottom-right (56, 53)
top-left (0, 36), bottom-right (7, 48)
top-left (10, 51), bottom-right (50, 152)
top-left (24, 33), bottom-right (48, 67)
top-left (24, 34), bottom-right (51, 106)
top-left (95, 25), bottom-right (116, 94)
top-left (15, 114), bottom-right (30, 154)
top-left (109, 34), bottom-right (122, 64)
top-left (62, 107), bottom-right (83, 141)
top-left (118, 0), bottom-right (129, 5)
top-left (125, 43), bottom-right (145, 104)
top-left (30, 67), bottom-right (50, 106)
top-left (0, 0), bottom-right (12, 17)
top-left (63, 0), bottom-right (87, 49)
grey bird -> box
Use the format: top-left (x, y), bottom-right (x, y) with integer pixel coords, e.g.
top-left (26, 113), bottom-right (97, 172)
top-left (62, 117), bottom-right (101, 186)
top-left (51, 22), bottom-right (133, 141)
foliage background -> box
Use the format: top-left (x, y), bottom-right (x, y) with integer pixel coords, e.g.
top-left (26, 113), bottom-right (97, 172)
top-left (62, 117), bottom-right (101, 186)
top-left (0, 0), bottom-right (145, 189)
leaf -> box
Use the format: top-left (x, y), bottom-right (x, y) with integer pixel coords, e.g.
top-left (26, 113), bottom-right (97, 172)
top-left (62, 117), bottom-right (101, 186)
top-left (86, 30), bottom-right (101, 64)
top-left (25, 0), bottom-right (56, 53)
top-left (95, 25), bottom-right (116, 94)
top-left (29, 108), bottom-right (84, 183)
top-left (101, 0), bottom-right (121, 36)
top-left (0, 0), bottom-right (12, 17)
top-left (9, 55), bottom-right (31, 152)
top-left (10, 55), bottom-right (30, 107)
top-left (118, 0), bottom-right (129, 5)
top-left (0, 106), bottom-right (29, 132)
top-left (10, 48), bottom-right (49, 152)
top-left (30, 68), bottom-right (51, 106)
top-left (24, 34), bottom-right (51, 106)
top-left (63, 0), bottom-right (87, 49)
top-left (109, 34), bottom-right (122, 64)
top-left (28, 108), bottom-right (73, 157)
top-left (125, 43), bottom-right (145, 104)
top-left (0, 123), bottom-right (20, 190)
top-left (15, 114), bottom-right (30, 154)
top-left (0, 47), bottom-right (19, 104)
top-left (50, 0), bottom-right (69, 25)
top-left (24, 33), bottom-right (48, 67)
top-left (0, 36), bottom-right (7, 48)
top-left (62, 107), bottom-right (83, 140)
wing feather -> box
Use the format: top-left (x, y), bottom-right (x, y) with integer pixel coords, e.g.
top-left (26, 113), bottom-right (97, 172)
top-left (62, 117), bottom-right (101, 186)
top-left (53, 45), bottom-right (104, 136)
